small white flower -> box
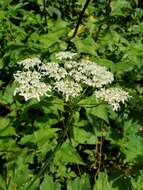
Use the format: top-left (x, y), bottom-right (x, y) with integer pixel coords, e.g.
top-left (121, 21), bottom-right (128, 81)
top-left (14, 70), bottom-right (41, 84)
top-left (55, 51), bottom-right (77, 61)
top-left (39, 62), bottom-right (67, 81)
top-left (95, 87), bottom-right (129, 111)
top-left (64, 60), bottom-right (78, 70)
top-left (13, 70), bottom-right (51, 101)
top-left (54, 79), bottom-right (82, 101)
top-left (69, 60), bottom-right (114, 88)
top-left (69, 69), bottom-right (87, 82)
top-left (17, 57), bottom-right (41, 69)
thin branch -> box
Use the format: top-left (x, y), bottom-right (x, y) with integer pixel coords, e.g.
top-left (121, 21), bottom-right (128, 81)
top-left (105, 0), bottom-right (112, 15)
top-left (72, 0), bottom-right (91, 38)
top-left (66, 0), bottom-right (92, 50)
top-left (94, 136), bottom-right (103, 181)
top-left (25, 110), bottom-right (74, 190)
top-left (43, 0), bottom-right (48, 29)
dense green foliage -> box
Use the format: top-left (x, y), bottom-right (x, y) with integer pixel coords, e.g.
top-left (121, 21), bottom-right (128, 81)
top-left (0, 0), bottom-right (143, 189)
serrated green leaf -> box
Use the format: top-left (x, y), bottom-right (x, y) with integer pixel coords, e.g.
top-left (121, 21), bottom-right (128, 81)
top-left (110, 0), bottom-right (131, 16)
top-left (55, 141), bottom-right (85, 165)
top-left (74, 127), bottom-right (97, 144)
top-left (20, 127), bottom-right (59, 146)
top-left (67, 174), bottom-right (90, 190)
top-left (131, 171), bottom-right (143, 190)
top-left (2, 83), bottom-right (16, 104)
top-left (119, 120), bottom-right (143, 162)
top-left (93, 172), bottom-right (117, 190)
top-left (79, 95), bottom-right (98, 106)
top-left (39, 33), bottom-right (59, 49)
top-left (74, 36), bottom-right (97, 55)
top-left (0, 118), bottom-right (15, 136)
top-left (40, 175), bottom-right (61, 190)
top-left (0, 176), bottom-right (6, 190)
top-left (86, 104), bottom-right (109, 124)
top-left (5, 155), bottom-right (35, 190)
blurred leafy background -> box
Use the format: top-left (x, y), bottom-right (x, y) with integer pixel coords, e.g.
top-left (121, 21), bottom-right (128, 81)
top-left (0, 0), bottom-right (143, 189)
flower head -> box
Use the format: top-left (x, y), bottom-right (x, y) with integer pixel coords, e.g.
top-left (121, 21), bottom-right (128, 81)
top-left (55, 51), bottom-right (77, 61)
top-left (69, 60), bottom-right (114, 88)
top-left (54, 79), bottom-right (82, 101)
top-left (39, 62), bottom-right (67, 81)
top-left (17, 57), bottom-right (41, 69)
top-left (14, 70), bottom-right (51, 101)
top-left (13, 52), bottom-right (128, 107)
top-left (95, 87), bottom-right (129, 111)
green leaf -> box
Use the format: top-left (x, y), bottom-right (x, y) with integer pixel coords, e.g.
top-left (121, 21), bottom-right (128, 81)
top-left (13, 159), bottom-right (31, 187)
top-left (0, 176), bottom-right (6, 190)
top-left (93, 172), bottom-right (117, 190)
top-left (39, 33), bottom-right (58, 49)
top-left (0, 118), bottom-right (15, 136)
top-left (2, 83), bottom-right (16, 104)
top-left (67, 174), bottom-right (90, 190)
top-left (86, 104), bottom-right (109, 124)
top-left (109, 120), bottom-right (143, 163)
top-left (20, 127), bottom-right (59, 146)
top-left (0, 58), bottom-right (4, 69)
top-left (131, 171), bottom-right (143, 190)
top-left (55, 141), bottom-right (85, 165)
top-left (93, 58), bottom-right (116, 72)
top-left (79, 95), bottom-right (98, 106)
top-left (120, 120), bottom-right (143, 162)
top-left (74, 36), bottom-right (97, 55)
top-left (5, 155), bottom-right (36, 190)
top-left (39, 29), bottom-right (66, 49)
top-left (73, 127), bottom-right (97, 144)
top-left (110, 0), bottom-right (131, 16)
top-left (40, 175), bottom-right (61, 190)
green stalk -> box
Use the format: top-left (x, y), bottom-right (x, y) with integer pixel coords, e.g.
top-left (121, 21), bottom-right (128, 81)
top-left (66, 0), bottom-right (92, 50)
top-left (43, 0), bottom-right (48, 29)
top-left (24, 108), bottom-right (74, 190)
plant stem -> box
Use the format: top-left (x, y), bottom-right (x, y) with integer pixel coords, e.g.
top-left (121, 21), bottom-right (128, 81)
top-left (105, 0), bottom-right (112, 15)
top-left (94, 136), bottom-right (103, 181)
top-left (66, 0), bottom-right (92, 50)
top-left (72, 0), bottom-right (91, 38)
top-left (24, 109), bottom-right (74, 190)
top-left (43, 0), bottom-right (48, 29)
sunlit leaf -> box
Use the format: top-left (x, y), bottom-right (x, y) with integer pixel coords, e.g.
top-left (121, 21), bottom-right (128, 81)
top-left (40, 175), bottom-right (61, 190)
top-left (67, 174), bottom-right (90, 190)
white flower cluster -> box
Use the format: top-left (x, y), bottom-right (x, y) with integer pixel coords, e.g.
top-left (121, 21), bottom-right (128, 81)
top-left (39, 62), bottom-right (67, 81)
top-left (13, 52), bottom-right (130, 109)
top-left (55, 51), bottom-right (77, 60)
top-left (95, 88), bottom-right (129, 111)
top-left (17, 57), bottom-right (41, 69)
top-left (68, 60), bottom-right (114, 88)
top-left (54, 79), bottom-right (82, 102)
top-left (13, 70), bottom-right (51, 101)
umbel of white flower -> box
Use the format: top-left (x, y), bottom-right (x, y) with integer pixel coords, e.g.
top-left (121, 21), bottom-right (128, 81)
top-left (55, 51), bottom-right (77, 60)
top-left (95, 88), bottom-right (129, 111)
top-left (68, 60), bottom-right (114, 88)
top-left (39, 62), bottom-right (67, 81)
top-left (13, 52), bottom-right (130, 110)
top-left (17, 57), bottom-right (41, 69)
top-left (54, 79), bottom-right (82, 102)
top-left (13, 70), bottom-right (51, 101)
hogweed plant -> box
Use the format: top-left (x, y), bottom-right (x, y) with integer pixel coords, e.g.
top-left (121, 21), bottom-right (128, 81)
top-left (13, 51), bottom-right (130, 188)
top-left (1, 0), bottom-right (143, 188)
